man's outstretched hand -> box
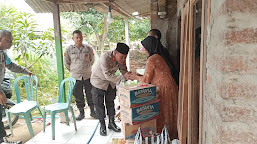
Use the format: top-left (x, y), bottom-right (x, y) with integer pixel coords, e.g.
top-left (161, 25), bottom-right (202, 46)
top-left (28, 72), bottom-right (33, 77)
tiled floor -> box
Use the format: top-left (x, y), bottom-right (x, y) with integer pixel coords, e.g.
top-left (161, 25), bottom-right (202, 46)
top-left (25, 107), bottom-right (124, 144)
top-left (25, 118), bottom-right (123, 144)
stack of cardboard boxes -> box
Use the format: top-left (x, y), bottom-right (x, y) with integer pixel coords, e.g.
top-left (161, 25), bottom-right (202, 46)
top-left (118, 84), bottom-right (159, 141)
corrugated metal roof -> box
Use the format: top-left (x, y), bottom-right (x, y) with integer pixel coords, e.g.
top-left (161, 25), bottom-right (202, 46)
top-left (25, 0), bottom-right (90, 13)
top-left (25, 0), bottom-right (151, 17)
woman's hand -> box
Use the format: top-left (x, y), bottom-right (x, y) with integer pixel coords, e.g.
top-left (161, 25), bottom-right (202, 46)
top-left (129, 72), bottom-right (140, 80)
top-left (124, 72), bottom-right (131, 80)
top-left (0, 93), bottom-right (7, 106)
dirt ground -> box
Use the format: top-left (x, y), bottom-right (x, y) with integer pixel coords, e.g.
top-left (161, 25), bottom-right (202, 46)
top-left (5, 118), bottom-right (44, 144)
top-left (4, 107), bottom-right (83, 144)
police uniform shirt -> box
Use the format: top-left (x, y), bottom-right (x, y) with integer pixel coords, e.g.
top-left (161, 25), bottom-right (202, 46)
top-left (90, 50), bottom-right (127, 91)
top-left (64, 44), bottom-right (95, 80)
top-left (0, 50), bottom-right (30, 94)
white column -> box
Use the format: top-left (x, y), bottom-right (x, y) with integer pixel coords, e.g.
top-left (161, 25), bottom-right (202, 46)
top-left (125, 17), bottom-right (130, 71)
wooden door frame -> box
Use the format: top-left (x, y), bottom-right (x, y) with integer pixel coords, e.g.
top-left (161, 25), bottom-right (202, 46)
top-left (178, 0), bottom-right (204, 143)
top-left (199, 0), bottom-right (209, 143)
top-left (178, 1), bottom-right (189, 144)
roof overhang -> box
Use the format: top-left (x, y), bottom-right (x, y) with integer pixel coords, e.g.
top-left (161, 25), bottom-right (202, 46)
top-left (25, 0), bottom-right (151, 17)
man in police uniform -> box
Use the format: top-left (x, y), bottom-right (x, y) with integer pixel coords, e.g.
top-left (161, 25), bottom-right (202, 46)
top-left (91, 43), bottom-right (131, 136)
top-left (0, 30), bottom-right (32, 144)
top-left (64, 30), bottom-right (96, 120)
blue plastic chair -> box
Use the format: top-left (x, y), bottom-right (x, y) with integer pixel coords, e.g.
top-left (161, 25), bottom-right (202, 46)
top-left (7, 75), bottom-right (43, 137)
top-left (43, 77), bottom-right (77, 140)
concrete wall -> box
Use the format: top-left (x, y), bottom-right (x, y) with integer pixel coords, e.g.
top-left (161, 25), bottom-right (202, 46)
top-left (150, 0), bottom-right (180, 70)
top-left (153, 0), bottom-right (257, 142)
top-left (203, 0), bottom-right (257, 143)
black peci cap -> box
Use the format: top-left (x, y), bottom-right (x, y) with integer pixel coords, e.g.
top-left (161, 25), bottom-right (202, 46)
top-left (115, 43), bottom-right (129, 54)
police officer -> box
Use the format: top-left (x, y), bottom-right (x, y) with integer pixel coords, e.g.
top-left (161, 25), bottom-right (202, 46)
top-left (91, 43), bottom-right (132, 136)
top-left (64, 30), bottom-right (96, 120)
top-left (0, 30), bottom-right (32, 144)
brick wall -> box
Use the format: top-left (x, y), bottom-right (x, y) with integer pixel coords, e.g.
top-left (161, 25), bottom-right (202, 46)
top-left (203, 0), bottom-right (257, 143)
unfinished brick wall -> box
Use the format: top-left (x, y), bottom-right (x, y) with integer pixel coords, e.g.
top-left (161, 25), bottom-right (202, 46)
top-left (150, 0), bottom-right (180, 70)
top-left (203, 0), bottom-right (257, 143)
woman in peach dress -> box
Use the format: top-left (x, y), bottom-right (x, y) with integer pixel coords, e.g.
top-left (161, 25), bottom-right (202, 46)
top-left (131, 36), bottom-right (178, 139)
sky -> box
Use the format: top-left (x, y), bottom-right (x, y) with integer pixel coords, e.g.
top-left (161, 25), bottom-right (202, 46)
top-left (0, 0), bottom-right (54, 31)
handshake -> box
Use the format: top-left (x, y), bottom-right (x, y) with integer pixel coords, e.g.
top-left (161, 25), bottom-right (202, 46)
top-left (124, 72), bottom-right (142, 81)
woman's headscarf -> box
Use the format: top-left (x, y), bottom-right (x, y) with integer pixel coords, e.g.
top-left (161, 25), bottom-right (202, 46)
top-left (141, 36), bottom-right (179, 85)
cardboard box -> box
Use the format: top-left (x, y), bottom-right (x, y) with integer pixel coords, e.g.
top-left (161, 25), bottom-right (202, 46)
top-left (118, 84), bottom-right (157, 108)
top-left (120, 101), bottom-right (159, 125)
top-left (122, 119), bottom-right (157, 140)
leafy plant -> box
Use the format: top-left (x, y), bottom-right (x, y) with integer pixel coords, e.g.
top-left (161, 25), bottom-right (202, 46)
top-left (61, 9), bottom-right (150, 53)
top-left (0, 4), bottom-right (59, 110)
top-left (62, 8), bottom-right (109, 53)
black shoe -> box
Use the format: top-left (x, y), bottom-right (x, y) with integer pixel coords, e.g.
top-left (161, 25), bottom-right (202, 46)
top-left (76, 108), bottom-right (85, 121)
top-left (99, 120), bottom-right (107, 136)
top-left (90, 110), bottom-right (97, 119)
top-left (2, 137), bottom-right (22, 144)
top-left (76, 113), bottom-right (85, 121)
top-left (89, 107), bottom-right (97, 119)
top-left (108, 116), bottom-right (121, 132)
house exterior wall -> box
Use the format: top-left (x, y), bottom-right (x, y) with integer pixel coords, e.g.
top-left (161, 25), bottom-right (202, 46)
top-left (150, 0), bottom-right (180, 70)
top-left (202, 0), bottom-right (257, 143)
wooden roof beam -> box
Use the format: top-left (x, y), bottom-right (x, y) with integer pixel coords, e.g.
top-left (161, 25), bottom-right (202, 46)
top-left (56, 0), bottom-right (111, 4)
top-left (42, 0), bottom-right (56, 3)
top-left (101, 2), bottom-right (132, 18)
top-left (111, 2), bottom-right (132, 17)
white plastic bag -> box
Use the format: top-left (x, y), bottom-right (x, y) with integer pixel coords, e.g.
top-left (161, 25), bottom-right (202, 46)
top-left (134, 128), bottom-right (143, 144)
top-left (171, 139), bottom-right (179, 144)
top-left (134, 125), bottom-right (172, 144)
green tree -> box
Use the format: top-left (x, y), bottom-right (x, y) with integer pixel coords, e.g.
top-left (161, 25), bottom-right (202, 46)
top-left (0, 4), bottom-right (59, 107)
top-left (62, 8), bottom-right (109, 53)
top-left (108, 17), bottom-right (150, 42)
top-left (128, 18), bottom-right (150, 41)
top-left (0, 5), bottom-right (54, 69)
top-left (62, 9), bottom-right (150, 52)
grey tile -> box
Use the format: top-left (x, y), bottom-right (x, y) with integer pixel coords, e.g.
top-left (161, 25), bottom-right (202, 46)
top-left (89, 135), bottom-right (112, 144)
top-left (32, 130), bottom-right (75, 143)
top-left (75, 119), bottom-right (88, 127)
top-left (66, 135), bottom-right (91, 144)
top-left (84, 120), bottom-right (99, 127)
top-left (111, 131), bottom-right (124, 137)
top-left (77, 126), bottom-right (97, 135)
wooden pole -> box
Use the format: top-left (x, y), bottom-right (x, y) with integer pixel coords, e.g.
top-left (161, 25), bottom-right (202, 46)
top-left (125, 17), bottom-right (130, 71)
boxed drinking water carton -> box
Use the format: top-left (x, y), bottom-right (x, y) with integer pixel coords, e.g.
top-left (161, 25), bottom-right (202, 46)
top-left (120, 101), bottom-right (159, 125)
top-left (118, 84), bottom-right (157, 108)
top-left (122, 119), bottom-right (156, 140)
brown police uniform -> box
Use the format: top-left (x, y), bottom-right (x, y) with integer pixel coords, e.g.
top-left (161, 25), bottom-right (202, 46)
top-left (90, 50), bottom-right (127, 119)
top-left (64, 44), bottom-right (95, 110)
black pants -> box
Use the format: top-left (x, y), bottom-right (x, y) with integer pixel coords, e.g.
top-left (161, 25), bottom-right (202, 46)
top-left (73, 79), bottom-right (94, 109)
top-left (91, 85), bottom-right (116, 120)
top-left (0, 105), bottom-right (6, 139)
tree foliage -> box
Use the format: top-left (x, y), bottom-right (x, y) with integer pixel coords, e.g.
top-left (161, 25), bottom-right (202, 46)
top-left (61, 9), bottom-right (150, 49)
top-left (128, 18), bottom-right (150, 41)
top-left (62, 8), bottom-right (109, 53)
top-left (0, 4), bottom-right (59, 107)
top-left (0, 5), bottom-right (54, 69)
